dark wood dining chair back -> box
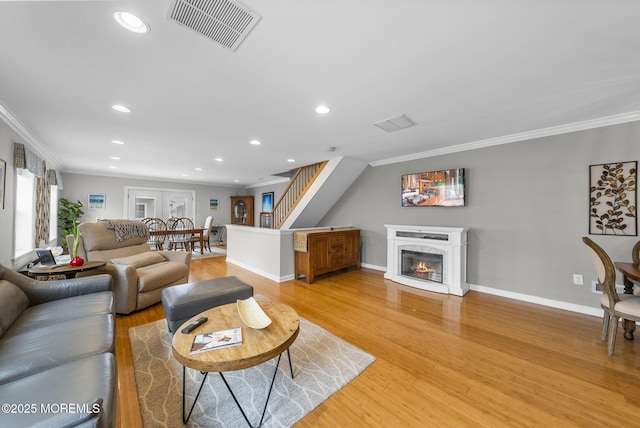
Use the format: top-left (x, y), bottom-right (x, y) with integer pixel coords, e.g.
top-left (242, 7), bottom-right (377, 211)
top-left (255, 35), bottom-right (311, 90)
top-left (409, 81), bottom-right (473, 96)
top-left (169, 217), bottom-right (194, 251)
top-left (145, 218), bottom-right (167, 250)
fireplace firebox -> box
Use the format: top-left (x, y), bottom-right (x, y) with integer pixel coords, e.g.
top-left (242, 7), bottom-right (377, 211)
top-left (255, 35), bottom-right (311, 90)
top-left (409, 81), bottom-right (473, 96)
top-left (384, 225), bottom-right (469, 296)
top-left (401, 250), bottom-right (443, 283)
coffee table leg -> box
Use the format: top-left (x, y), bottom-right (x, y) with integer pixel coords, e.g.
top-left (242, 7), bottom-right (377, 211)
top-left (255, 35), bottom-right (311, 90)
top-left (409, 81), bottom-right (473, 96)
top-left (219, 353), bottom-right (284, 428)
top-left (182, 365), bottom-right (209, 424)
top-left (286, 349), bottom-right (294, 378)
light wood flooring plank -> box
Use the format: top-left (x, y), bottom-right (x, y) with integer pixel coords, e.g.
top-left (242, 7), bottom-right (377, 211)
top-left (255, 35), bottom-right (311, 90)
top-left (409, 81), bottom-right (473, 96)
top-left (115, 257), bottom-right (640, 427)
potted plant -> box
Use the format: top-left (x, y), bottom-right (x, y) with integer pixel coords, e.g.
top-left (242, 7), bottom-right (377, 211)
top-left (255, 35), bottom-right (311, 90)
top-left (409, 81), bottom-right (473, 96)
top-left (69, 220), bottom-right (84, 267)
top-left (58, 198), bottom-right (84, 251)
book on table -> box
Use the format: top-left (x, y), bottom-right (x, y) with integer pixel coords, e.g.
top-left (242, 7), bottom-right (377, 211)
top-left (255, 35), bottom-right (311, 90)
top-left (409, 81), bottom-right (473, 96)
top-left (190, 327), bottom-right (243, 354)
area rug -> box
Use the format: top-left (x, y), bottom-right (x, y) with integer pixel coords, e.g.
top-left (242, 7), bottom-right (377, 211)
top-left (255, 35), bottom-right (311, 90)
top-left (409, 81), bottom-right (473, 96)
top-left (129, 317), bottom-right (375, 427)
top-left (190, 246), bottom-right (226, 260)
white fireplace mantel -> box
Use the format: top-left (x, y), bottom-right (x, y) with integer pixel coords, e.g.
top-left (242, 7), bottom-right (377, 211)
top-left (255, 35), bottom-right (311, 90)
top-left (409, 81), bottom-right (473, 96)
top-left (384, 225), bottom-right (469, 296)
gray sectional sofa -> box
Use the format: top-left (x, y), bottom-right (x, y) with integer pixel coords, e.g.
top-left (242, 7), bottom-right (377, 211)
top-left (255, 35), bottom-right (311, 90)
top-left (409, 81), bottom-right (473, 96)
top-left (0, 264), bottom-right (116, 428)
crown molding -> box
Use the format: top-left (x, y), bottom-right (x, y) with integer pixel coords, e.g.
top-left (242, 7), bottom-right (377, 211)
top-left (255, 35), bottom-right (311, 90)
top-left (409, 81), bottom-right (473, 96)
top-left (0, 101), bottom-right (61, 168)
top-left (369, 111), bottom-right (640, 167)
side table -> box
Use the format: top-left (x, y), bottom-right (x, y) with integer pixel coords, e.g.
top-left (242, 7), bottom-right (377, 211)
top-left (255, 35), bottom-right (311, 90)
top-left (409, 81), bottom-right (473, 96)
top-left (27, 260), bottom-right (107, 279)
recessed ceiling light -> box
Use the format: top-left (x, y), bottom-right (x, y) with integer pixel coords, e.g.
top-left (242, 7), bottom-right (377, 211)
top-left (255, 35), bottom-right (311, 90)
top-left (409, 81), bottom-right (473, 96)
top-left (195, 167), bottom-right (202, 171)
top-left (315, 105), bottom-right (330, 114)
top-left (287, 159), bottom-right (295, 163)
top-left (114, 11), bottom-right (149, 34)
top-left (110, 156), bottom-right (120, 160)
top-left (111, 140), bottom-right (125, 145)
top-left (215, 157), bottom-right (224, 162)
top-left (112, 105), bottom-right (131, 113)
top-left (234, 179), bottom-right (240, 183)
top-left (109, 166), bottom-right (118, 169)
top-left (182, 174), bottom-right (189, 177)
top-left (250, 140), bottom-right (261, 145)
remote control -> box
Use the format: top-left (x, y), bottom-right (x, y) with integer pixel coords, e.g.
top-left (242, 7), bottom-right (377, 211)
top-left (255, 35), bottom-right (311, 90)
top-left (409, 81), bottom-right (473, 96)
top-left (181, 317), bottom-right (208, 334)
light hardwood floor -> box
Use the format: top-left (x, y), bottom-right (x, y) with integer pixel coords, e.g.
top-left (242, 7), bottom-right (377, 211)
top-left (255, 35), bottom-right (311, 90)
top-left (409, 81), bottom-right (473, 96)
top-left (116, 256), bottom-right (640, 427)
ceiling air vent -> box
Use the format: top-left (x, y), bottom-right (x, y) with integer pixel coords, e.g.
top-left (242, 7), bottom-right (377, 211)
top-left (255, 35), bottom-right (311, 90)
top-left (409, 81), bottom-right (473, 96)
top-left (168, 0), bottom-right (261, 51)
top-left (374, 114), bottom-right (416, 133)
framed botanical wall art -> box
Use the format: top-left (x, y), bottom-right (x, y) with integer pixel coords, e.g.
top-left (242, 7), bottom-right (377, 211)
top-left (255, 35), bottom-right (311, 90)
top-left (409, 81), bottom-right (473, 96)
top-left (589, 161), bottom-right (637, 236)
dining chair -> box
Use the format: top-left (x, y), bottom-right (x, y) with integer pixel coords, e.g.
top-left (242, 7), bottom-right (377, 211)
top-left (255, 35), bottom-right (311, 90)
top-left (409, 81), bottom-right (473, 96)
top-left (582, 236), bottom-right (640, 355)
top-left (168, 217), bottom-right (194, 251)
top-left (190, 215), bottom-right (213, 253)
top-left (633, 240), bottom-right (640, 265)
top-left (145, 218), bottom-right (167, 250)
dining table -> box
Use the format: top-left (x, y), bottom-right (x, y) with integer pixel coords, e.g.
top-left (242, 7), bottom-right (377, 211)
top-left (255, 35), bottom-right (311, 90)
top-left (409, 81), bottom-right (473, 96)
top-left (150, 227), bottom-right (206, 254)
top-left (613, 261), bottom-right (640, 340)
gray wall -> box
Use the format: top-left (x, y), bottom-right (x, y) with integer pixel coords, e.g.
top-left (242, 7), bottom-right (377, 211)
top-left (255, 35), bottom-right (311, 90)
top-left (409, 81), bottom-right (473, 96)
top-left (319, 121), bottom-right (640, 308)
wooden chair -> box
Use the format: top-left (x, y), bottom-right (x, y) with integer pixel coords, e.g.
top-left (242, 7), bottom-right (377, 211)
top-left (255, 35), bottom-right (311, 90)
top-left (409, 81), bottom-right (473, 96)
top-left (145, 218), bottom-right (167, 250)
top-left (168, 217), bottom-right (194, 251)
top-left (633, 240), bottom-right (640, 265)
top-left (582, 236), bottom-right (640, 355)
top-left (191, 215), bottom-right (213, 253)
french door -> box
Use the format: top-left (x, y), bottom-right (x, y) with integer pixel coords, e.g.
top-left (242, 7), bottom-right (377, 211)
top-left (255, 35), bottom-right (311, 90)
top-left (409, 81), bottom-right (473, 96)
top-left (125, 187), bottom-right (195, 221)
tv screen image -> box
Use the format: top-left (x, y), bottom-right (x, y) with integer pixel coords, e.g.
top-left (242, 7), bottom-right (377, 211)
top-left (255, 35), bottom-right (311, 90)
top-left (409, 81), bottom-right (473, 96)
top-left (401, 168), bottom-right (465, 207)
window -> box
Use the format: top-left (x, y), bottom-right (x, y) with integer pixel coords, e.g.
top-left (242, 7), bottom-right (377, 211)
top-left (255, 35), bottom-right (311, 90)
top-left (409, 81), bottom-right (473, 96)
top-left (14, 169), bottom-right (35, 259)
top-left (49, 185), bottom-right (58, 243)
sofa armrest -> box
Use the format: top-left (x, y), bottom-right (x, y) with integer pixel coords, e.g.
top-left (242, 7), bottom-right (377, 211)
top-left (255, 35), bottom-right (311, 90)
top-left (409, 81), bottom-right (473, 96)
top-left (19, 274), bottom-right (113, 306)
top-left (159, 250), bottom-right (192, 267)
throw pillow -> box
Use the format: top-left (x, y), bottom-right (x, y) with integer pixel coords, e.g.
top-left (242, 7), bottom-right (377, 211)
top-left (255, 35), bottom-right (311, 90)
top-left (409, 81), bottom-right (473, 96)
top-left (111, 251), bottom-right (166, 268)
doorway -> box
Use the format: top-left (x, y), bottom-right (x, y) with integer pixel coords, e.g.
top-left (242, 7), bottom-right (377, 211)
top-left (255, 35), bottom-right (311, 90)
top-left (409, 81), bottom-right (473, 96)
top-left (125, 187), bottom-right (195, 221)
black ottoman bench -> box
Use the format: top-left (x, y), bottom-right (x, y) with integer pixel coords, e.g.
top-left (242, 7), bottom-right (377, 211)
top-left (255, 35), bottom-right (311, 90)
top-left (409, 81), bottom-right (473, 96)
top-left (161, 276), bottom-right (254, 333)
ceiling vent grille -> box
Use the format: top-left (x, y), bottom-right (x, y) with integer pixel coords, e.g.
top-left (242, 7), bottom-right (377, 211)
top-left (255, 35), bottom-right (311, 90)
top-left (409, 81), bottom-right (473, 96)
top-left (168, 0), bottom-right (261, 51)
top-left (374, 114), bottom-right (416, 133)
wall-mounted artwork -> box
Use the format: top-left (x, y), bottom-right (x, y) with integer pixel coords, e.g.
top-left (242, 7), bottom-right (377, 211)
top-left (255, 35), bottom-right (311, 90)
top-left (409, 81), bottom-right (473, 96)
top-left (262, 192), bottom-right (274, 212)
top-left (589, 161), bottom-right (637, 236)
top-left (88, 193), bottom-right (106, 209)
top-left (401, 168), bottom-right (465, 207)
top-left (209, 199), bottom-right (219, 210)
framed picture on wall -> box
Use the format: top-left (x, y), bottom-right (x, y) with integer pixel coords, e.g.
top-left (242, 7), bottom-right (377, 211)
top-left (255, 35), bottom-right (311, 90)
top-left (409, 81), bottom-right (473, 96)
top-left (262, 192), bottom-right (274, 212)
top-left (0, 159), bottom-right (5, 209)
top-left (589, 161), bottom-right (637, 236)
top-left (209, 199), bottom-right (219, 210)
top-left (88, 193), bottom-right (106, 209)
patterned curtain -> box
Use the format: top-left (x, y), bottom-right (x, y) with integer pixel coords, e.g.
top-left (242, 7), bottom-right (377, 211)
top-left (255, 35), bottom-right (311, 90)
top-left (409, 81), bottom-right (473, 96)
top-left (14, 142), bottom-right (45, 177)
top-left (35, 172), bottom-right (51, 247)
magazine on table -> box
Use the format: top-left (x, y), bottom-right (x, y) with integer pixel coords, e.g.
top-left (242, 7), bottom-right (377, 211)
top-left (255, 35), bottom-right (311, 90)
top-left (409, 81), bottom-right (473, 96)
top-left (189, 327), bottom-right (243, 354)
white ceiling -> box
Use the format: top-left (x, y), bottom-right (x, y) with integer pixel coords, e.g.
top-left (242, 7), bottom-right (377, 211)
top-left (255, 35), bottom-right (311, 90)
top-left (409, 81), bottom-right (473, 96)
top-left (1, 0), bottom-right (639, 187)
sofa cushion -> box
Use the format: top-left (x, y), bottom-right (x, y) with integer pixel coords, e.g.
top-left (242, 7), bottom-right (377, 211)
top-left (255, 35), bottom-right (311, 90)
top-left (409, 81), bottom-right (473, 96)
top-left (137, 261), bottom-right (189, 292)
top-left (0, 353), bottom-right (115, 428)
top-left (0, 314), bottom-right (114, 384)
top-left (111, 251), bottom-right (166, 268)
top-left (0, 280), bottom-right (30, 338)
top-left (2, 291), bottom-right (113, 338)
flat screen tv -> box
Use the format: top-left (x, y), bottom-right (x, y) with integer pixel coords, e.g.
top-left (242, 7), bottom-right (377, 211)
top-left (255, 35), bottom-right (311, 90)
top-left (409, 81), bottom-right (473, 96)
top-left (401, 168), bottom-right (465, 207)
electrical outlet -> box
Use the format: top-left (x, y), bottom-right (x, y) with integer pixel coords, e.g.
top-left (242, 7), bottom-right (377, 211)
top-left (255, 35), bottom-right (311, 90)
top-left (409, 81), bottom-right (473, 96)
top-left (573, 274), bottom-right (584, 285)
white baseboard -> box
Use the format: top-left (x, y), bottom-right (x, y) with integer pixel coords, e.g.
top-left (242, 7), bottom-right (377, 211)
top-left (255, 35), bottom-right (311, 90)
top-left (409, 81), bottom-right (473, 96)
top-left (225, 257), bottom-right (294, 283)
top-left (361, 264), bottom-right (603, 318)
top-left (469, 284), bottom-right (602, 318)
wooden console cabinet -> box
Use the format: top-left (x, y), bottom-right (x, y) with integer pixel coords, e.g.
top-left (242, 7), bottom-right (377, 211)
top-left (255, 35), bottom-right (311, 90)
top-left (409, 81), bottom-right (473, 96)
top-left (294, 228), bottom-right (360, 283)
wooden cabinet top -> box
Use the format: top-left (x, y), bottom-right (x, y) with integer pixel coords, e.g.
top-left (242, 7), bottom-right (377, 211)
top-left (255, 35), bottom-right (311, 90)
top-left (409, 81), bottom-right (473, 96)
top-left (293, 228), bottom-right (360, 252)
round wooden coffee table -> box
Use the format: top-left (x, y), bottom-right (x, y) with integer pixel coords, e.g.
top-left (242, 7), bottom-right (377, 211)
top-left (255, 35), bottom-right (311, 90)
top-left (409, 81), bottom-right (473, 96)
top-left (172, 299), bottom-right (300, 426)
